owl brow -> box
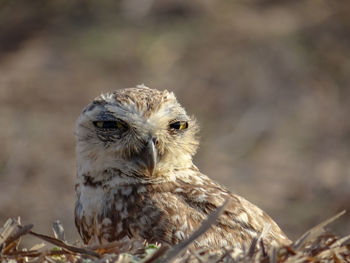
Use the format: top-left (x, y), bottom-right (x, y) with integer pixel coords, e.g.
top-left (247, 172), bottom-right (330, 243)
top-left (169, 115), bottom-right (189, 123)
top-left (82, 104), bottom-right (96, 113)
top-left (96, 110), bottom-right (117, 121)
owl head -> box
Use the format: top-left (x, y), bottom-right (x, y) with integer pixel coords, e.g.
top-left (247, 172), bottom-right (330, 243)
top-left (76, 85), bottom-right (199, 182)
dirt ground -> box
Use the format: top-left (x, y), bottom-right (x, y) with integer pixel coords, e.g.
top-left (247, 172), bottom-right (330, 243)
top-left (0, 0), bottom-right (349, 246)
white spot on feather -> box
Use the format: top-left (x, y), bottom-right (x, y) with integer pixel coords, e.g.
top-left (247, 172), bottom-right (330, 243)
top-left (102, 218), bottom-right (112, 226)
top-left (180, 221), bottom-right (188, 231)
top-left (115, 199), bottom-right (123, 211)
top-left (238, 212), bottom-right (249, 223)
top-left (195, 193), bottom-right (207, 202)
top-left (100, 92), bottom-right (115, 103)
top-left (136, 84), bottom-right (148, 89)
top-left (120, 207), bottom-right (128, 219)
top-left (220, 239), bottom-right (228, 247)
top-left (172, 215), bottom-right (181, 223)
top-left (117, 223), bottom-right (123, 233)
top-left (137, 186), bottom-right (147, 193)
top-left (175, 231), bottom-right (186, 240)
top-left (174, 188), bottom-right (184, 193)
top-left (121, 186), bottom-right (132, 196)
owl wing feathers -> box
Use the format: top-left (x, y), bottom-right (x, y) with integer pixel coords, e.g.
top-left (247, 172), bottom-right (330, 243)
top-left (149, 169), bottom-right (290, 248)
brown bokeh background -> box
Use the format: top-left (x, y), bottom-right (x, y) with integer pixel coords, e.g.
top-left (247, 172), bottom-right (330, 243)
top-left (1, 0), bottom-right (349, 246)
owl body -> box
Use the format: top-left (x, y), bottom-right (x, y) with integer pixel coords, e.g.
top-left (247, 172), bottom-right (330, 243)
top-left (75, 86), bottom-right (290, 250)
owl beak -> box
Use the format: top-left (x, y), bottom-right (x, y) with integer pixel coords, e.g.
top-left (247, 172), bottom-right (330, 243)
top-left (142, 138), bottom-right (158, 176)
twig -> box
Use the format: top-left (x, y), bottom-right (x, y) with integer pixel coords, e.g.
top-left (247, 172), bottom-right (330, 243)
top-left (293, 210), bottom-right (346, 250)
top-left (28, 229), bottom-right (100, 258)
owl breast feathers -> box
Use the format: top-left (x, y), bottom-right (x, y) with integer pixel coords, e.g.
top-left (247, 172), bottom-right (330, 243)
top-left (74, 85), bottom-right (290, 251)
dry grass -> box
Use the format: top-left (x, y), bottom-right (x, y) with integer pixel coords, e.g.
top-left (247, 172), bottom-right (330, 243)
top-left (1, 202), bottom-right (349, 263)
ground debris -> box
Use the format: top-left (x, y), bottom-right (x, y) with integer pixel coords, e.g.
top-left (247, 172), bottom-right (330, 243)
top-left (0, 209), bottom-right (349, 263)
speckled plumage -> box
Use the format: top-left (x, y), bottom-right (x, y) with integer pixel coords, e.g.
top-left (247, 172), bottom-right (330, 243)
top-left (75, 85), bottom-right (290, 250)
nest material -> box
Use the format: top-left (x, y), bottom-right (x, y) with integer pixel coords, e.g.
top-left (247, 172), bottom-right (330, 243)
top-left (0, 203), bottom-right (349, 263)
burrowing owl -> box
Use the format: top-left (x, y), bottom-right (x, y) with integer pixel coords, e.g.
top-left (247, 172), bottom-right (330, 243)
top-left (75, 85), bottom-right (290, 250)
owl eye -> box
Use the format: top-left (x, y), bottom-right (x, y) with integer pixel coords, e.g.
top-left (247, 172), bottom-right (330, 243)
top-left (93, 120), bottom-right (127, 130)
top-left (169, 121), bottom-right (188, 130)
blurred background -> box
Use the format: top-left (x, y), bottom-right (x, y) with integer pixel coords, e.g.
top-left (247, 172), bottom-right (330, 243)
top-left (0, 0), bottom-right (349, 246)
